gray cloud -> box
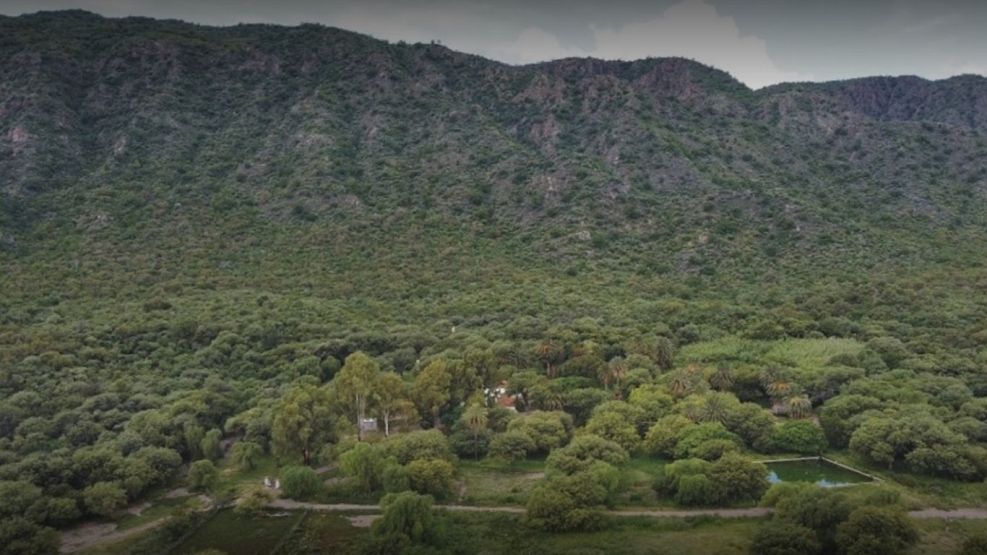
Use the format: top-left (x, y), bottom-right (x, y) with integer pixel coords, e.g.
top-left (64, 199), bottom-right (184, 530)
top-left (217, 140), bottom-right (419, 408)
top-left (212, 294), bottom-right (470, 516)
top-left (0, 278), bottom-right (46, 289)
top-left (1, 0), bottom-right (985, 88)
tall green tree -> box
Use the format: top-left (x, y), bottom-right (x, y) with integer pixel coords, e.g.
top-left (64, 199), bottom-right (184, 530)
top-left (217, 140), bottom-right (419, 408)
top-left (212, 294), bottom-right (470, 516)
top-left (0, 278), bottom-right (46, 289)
top-left (412, 359), bottom-right (452, 430)
top-left (462, 404), bottom-right (489, 460)
top-left (272, 384), bottom-right (335, 464)
top-left (375, 371), bottom-right (407, 437)
top-left (334, 352), bottom-right (381, 441)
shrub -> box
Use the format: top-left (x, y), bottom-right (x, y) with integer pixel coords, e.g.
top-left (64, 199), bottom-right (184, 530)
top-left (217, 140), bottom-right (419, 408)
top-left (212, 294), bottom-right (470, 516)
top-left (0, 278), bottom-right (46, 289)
top-left (488, 430), bottom-right (536, 461)
top-left (770, 420), bottom-right (827, 455)
top-left (187, 460), bottom-right (218, 491)
top-left (406, 458), bottom-right (455, 499)
top-left (749, 522), bottom-right (821, 555)
top-left (281, 465), bottom-right (322, 500)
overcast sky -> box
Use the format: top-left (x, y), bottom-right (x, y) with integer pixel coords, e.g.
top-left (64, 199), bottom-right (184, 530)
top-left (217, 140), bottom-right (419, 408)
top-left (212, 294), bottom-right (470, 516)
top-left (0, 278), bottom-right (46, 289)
top-left (2, 0), bottom-right (986, 89)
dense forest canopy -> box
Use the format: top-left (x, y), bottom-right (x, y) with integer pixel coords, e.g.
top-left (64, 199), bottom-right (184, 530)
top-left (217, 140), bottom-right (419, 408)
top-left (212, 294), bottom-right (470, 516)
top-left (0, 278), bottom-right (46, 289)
top-left (1, 9), bottom-right (987, 555)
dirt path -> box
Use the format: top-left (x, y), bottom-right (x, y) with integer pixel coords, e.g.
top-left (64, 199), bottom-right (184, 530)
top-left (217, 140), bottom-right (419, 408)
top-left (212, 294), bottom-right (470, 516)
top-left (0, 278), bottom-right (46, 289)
top-left (269, 500), bottom-right (987, 520)
top-left (908, 509), bottom-right (987, 520)
top-left (59, 519), bottom-right (167, 554)
top-left (613, 508), bottom-right (773, 518)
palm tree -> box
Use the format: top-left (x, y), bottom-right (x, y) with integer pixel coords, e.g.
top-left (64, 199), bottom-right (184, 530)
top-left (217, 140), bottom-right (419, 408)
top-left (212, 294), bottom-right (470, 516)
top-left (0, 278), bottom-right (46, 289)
top-left (786, 395), bottom-right (813, 419)
top-left (669, 372), bottom-right (692, 398)
top-left (599, 359), bottom-right (627, 391)
top-left (699, 394), bottom-right (731, 424)
top-left (535, 340), bottom-right (563, 377)
top-left (766, 380), bottom-right (793, 401)
top-left (709, 365), bottom-right (734, 391)
top-left (463, 404), bottom-right (489, 459)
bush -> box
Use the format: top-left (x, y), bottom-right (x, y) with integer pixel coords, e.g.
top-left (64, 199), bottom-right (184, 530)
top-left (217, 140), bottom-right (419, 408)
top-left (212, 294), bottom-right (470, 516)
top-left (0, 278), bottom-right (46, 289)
top-left (488, 430), bottom-right (536, 461)
top-left (770, 420), bottom-right (827, 455)
top-left (546, 434), bottom-right (629, 475)
top-left (406, 458), bottom-right (455, 498)
top-left (750, 522), bottom-right (821, 555)
top-left (235, 485), bottom-right (274, 514)
top-left (836, 507), bottom-right (918, 555)
top-left (83, 482), bottom-right (127, 516)
top-left (187, 460), bottom-right (218, 491)
top-left (381, 430), bottom-right (453, 464)
top-left (281, 465), bottom-right (322, 500)
top-left (367, 492), bottom-right (446, 553)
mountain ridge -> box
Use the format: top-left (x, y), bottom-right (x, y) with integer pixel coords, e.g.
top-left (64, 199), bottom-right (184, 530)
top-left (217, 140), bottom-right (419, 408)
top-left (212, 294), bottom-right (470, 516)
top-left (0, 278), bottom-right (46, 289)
top-left (2, 9), bottom-right (987, 292)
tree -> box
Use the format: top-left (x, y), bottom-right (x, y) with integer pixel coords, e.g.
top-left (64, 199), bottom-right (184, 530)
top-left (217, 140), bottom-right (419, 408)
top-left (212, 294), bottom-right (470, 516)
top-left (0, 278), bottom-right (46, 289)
top-left (83, 482), bottom-right (127, 516)
top-left (199, 428), bottom-right (223, 461)
top-left (488, 430), bottom-right (536, 461)
top-left (526, 483), bottom-right (600, 532)
top-left (368, 492), bottom-right (446, 553)
top-left (709, 365), bottom-right (734, 391)
top-left (546, 434), bottom-right (629, 475)
top-left (584, 410), bottom-right (641, 452)
top-left (0, 517), bottom-right (59, 555)
top-left (271, 384), bottom-right (335, 464)
top-left (406, 458), bottom-right (455, 498)
top-left (785, 395), bottom-right (813, 419)
top-left (412, 359), bottom-right (452, 430)
top-left (334, 352), bottom-right (381, 441)
top-left (644, 414), bottom-right (693, 457)
top-left (340, 443), bottom-right (391, 492)
top-left (655, 336), bottom-right (676, 371)
top-left (230, 441), bottom-right (262, 471)
top-left (534, 340), bottom-right (565, 377)
top-left (707, 454), bottom-right (769, 504)
top-left (770, 420), bottom-right (827, 455)
top-left (775, 487), bottom-right (853, 553)
top-left (462, 404), bottom-right (489, 460)
top-left (281, 465), bottom-right (322, 500)
top-left (375, 372), bottom-right (407, 437)
top-left (507, 411), bottom-right (573, 455)
top-left (673, 422), bottom-right (741, 460)
top-left (835, 507), bottom-right (918, 555)
top-left (749, 522), bottom-right (821, 555)
top-left (187, 460), bottom-right (218, 491)
top-left (380, 429), bottom-right (453, 464)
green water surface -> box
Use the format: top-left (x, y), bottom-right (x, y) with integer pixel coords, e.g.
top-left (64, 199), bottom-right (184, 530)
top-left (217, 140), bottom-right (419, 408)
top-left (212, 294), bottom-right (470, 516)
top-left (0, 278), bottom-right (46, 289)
top-left (766, 459), bottom-right (871, 487)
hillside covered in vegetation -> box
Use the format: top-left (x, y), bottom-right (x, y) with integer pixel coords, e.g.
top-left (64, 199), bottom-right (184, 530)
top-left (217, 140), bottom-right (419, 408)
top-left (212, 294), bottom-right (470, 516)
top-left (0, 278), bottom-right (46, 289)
top-left (2, 10), bottom-right (987, 555)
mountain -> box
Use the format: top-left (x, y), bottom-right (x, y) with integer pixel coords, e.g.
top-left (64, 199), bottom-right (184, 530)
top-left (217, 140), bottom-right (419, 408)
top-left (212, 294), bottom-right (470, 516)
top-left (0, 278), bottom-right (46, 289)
top-left (2, 10), bottom-right (987, 340)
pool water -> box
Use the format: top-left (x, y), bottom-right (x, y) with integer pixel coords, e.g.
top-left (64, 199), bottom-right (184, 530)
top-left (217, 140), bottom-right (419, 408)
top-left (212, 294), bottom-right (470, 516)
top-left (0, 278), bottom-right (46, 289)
top-left (766, 459), bottom-right (872, 487)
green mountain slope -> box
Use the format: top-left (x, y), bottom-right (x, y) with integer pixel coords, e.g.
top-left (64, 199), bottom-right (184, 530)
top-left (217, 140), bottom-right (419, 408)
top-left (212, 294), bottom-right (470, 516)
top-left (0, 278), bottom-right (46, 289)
top-left (1, 10), bottom-right (986, 373)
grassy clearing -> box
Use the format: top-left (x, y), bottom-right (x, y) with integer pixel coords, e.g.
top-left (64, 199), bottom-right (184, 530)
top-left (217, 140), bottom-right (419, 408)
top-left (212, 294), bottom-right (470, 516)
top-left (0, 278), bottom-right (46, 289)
top-left (824, 451), bottom-right (987, 509)
top-left (175, 510), bottom-right (303, 555)
top-left (459, 458), bottom-right (547, 506)
top-left (763, 338), bottom-right (864, 368)
top-left (910, 519), bottom-right (987, 555)
top-left (679, 337), bottom-right (863, 370)
top-left (450, 512), bottom-right (762, 555)
top-left (273, 512), bottom-right (371, 554)
top-left (212, 454), bottom-right (281, 501)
